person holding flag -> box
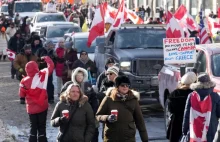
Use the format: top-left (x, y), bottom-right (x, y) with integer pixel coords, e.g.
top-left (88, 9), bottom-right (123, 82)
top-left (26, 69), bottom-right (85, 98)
top-left (19, 56), bottom-right (54, 142)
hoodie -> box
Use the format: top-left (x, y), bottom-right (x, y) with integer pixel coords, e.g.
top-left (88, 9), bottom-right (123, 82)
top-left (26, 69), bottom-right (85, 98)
top-left (19, 56), bottom-right (54, 114)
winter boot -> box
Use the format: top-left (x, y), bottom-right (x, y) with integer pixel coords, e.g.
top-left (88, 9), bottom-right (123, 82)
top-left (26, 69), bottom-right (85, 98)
top-left (20, 98), bottom-right (25, 104)
top-left (29, 135), bottom-right (37, 142)
top-left (38, 135), bottom-right (48, 142)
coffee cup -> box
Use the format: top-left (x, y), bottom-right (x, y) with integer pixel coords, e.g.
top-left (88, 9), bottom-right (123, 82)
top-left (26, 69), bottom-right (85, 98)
top-left (111, 110), bottom-right (118, 120)
top-left (62, 110), bottom-right (69, 118)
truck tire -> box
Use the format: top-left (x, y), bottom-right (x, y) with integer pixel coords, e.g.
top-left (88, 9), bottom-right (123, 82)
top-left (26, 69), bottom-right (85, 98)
top-left (164, 99), bottom-right (170, 132)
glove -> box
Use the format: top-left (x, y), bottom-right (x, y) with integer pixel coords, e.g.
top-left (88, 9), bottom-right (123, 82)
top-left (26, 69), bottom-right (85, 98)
top-left (107, 114), bottom-right (117, 123)
top-left (19, 68), bottom-right (24, 73)
top-left (59, 116), bottom-right (68, 124)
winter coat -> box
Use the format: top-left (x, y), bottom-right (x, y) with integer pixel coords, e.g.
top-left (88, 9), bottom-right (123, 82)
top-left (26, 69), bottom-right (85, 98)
top-left (96, 87), bottom-right (147, 142)
top-left (167, 88), bottom-right (193, 142)
top-left (72, 59), bottom-right (97, 75)
top-left (51, 97), bottom-right (95, 142)
top-left (55, 47), bottom-right (65, 77)
top-left (31, 42), bottom-right (43, 55)
top-left (214, 120), bottom-right (220, 142)
top-left (13, 53), bottom-right (38, 76)
top-left (8, 34), bottom-right (25, 54)
top-left (36, 47), bottom-right (56, 70)
top-left (62, 49), bottom-right (78, 83)
top-left (183, 88), bottom-right (220, 142)
top-left (19, 56), bottom-right (54, 114)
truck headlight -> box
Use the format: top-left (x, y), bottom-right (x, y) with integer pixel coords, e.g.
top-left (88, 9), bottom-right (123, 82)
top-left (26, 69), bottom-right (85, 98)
top-left (120, 61), bottom-right (131, 71)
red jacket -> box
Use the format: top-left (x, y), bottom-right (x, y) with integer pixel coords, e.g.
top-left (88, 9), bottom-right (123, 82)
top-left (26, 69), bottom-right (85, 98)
top-left (19, 56), bottom-right (54, 114)
top-left (55, 47), bottom-right (65, 77)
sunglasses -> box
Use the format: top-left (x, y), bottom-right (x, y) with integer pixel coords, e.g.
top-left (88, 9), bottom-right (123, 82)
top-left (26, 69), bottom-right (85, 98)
top-left (119, 83), bottom-right (130, 88)
top-left (106, 73), bottom-right (113, 76)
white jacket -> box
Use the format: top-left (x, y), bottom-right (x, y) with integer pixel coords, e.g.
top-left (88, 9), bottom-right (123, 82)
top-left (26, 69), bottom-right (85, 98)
top-left (6, 27), bottom-right (16, 38)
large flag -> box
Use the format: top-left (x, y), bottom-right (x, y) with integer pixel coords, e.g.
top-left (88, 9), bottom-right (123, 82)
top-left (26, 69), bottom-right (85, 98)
top-left (87, 4), bottom-right (105, 47)
top-left (27, 68), bottom-right (49, 106)
top-left (166, 17), bottom-right (185, 38)
top-left (199, 10), bottom-right (211, 44)
top-left (6, 49), bottom-right (15, 61)
top-left (126, 9), bottom-right (144, 24)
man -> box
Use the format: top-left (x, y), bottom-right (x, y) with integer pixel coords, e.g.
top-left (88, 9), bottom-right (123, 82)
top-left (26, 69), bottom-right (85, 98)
top-left (14, 44), bottom-right (38, 104)
top-left (146, 6), bottom-right (151, 17)
top-left (31, 35), bottom-right (43, 55)
top-left (36, 40), bottom-right (56, 104)
top-left (72, 50), bottom-right (97, 76)
top-left (8, 30), bottom-right (25, 79)
top-left (96, 57), bottom-right (115, 91)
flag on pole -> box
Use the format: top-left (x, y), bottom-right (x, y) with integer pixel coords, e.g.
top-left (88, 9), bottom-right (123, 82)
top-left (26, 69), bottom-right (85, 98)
top-left (6, 49), bottom-right (15, 61)
top-left (199, 10), bottom-right (211, 44)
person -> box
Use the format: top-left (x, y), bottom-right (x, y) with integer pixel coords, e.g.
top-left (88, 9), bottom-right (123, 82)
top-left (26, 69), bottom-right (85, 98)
top-left (60, 67), bottom-right (99, 142)
top-left (159, 7), bottom-right (164, 21)
top-left (190, 30), bottom-right (200, 44)
top-left (31, 35), bottom-right (43, 55)
top-left (19, 56), bottom-right (54, 142)
top-left (20, 16), bottom-right (30, 38)
top-left (96, 76), bottom-right (147, 142)
top-left (96, 57), bottom-right (115, 92)
top-left (51, 83), bottom-right (95, 142)
top-left (167, 72), bottom-right (197, 142)
top-left (182, 73), bottom-right (220, 142)
top-left (62, 42), bottom-right (78, 84)
top-left (72, 50), bottom-right (97, 77)
top-left (36, 40), bottom-right (56, 104)
top-left (5, 23), bottom-right (16, 39)
top-left (55, 39), bottom-right (65, 95)
top-left (26, 32), bottom-right (39, 44)
top-left (14, 13), bottom-right (21, 28)
top-left (8, 30), bottom-right (25, 79)
top-left (148, 17), bottom-right (153, 24)
top-left (146, 6), bottom-right (151, 17)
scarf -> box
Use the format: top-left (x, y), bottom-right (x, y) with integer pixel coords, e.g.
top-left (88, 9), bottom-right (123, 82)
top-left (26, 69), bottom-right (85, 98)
top-left (189, 91), bottom-right (212, 142)
top-left (117, 93), bottom-right (127, 101)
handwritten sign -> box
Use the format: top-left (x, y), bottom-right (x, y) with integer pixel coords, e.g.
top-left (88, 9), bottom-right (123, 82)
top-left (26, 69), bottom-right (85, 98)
top-left (163, 38), bottom-right (197, 64)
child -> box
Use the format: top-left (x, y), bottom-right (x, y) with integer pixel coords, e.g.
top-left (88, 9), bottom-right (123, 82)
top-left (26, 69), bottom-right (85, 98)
top-left (19, 56), bottom-right (54, 142)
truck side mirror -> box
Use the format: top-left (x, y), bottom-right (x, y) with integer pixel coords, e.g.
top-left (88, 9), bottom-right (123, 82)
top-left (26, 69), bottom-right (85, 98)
top-left (97, 42), bottom-right (106, 54)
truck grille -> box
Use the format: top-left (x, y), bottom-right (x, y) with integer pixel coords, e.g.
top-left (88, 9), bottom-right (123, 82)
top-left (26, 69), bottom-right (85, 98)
top-left (135, 60), bottom-right (163, 75)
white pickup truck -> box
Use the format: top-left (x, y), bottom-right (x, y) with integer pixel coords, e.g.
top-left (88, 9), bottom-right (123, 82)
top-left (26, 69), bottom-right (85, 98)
top-left (158, 43), bottom-right (220, 130)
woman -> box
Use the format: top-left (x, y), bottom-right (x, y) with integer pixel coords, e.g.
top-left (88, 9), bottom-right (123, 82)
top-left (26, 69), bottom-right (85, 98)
top-left (62, 42), bottom-right (78, 84)
top-left (51, 83), bottom-right (95, 142)
top-left (182, 73), bottom-right (220, 142)
top-left (167, 72), bottom-right (197, 142)
top-left (96, 76), bottom-right (147, 142)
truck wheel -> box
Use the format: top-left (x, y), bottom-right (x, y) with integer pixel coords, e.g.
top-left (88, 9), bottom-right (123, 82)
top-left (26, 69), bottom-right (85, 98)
top-left (164, 99), bottom-right (170, 132)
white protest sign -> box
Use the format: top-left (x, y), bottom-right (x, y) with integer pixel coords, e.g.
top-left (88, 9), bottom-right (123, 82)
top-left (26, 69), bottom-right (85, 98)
top-left (163, 38), bottom-right (197, 64)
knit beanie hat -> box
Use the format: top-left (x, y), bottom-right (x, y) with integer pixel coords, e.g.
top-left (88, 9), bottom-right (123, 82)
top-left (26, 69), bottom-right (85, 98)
top-left (180, 72), bottom-right (197, 85)
top-left (80, 50), bottom-right (88, 56)
top-left (115, 76), bottom-right (130, 87)
top-left (23, 44), bottom-right (31, 50)
top-left (107, 66), bottom-right (119, 76)
top-left (105, 57), bottom-right (115, 65)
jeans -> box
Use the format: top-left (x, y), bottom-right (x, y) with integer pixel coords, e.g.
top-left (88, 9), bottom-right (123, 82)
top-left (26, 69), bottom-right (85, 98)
top-left (47, 75), bottom-right (54, 101)
top-left (28, 110), bottom-right (48, 142)
top-left (56, 76), bottom-right (63, 94)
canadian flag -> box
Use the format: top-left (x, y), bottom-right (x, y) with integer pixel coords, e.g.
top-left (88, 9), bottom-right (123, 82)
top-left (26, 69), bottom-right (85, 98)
top-left (87, 4), bottom-right (105, 47)
top-left (126, 9), bottom-right (144, 24)
top-left (27, 68), bottom-right (49, 106)
top-left (104, 2), bottom-right (117, 24)
top-left (166, 17), bottom-right (185, 38)
top-left (6, 49), bottom-right (15, 61)
top-left (166, 11), bottom-right (173, 24)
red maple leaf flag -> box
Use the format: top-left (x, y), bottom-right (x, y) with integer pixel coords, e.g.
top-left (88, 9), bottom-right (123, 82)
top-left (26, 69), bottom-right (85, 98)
top-left (174, 4), bottom-right (187, 20)
top-left (87, 3), bottom-right (105, 47)
top-left (166, 11), bottom-right (173, 24)
top-left (28, 68), bottom-right (49, 106)
top-left (104, 3), bottom-right (117, 24)
top-left (166, 17), bottom-right (184, 38)
top-left (6, 49), bottom-right (15, 61)
top-left (186, 13), bottom-right (199, 31)
top-left (126, 8), bottom-right (144, 24)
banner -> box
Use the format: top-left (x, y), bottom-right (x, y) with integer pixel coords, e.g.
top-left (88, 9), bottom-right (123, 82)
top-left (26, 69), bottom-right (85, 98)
top-left (163, 38), bottom-right (197, 64)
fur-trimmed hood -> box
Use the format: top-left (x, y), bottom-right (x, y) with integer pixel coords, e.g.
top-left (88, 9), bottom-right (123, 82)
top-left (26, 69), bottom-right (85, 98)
top-left (60, 94), bottom-right (88, 107)
top-left (190, 81), bottom-right (216, 90)
top-left (71, 67), bottom-right (88, 84)
top-left (106, 87), bottom-right (140, 101)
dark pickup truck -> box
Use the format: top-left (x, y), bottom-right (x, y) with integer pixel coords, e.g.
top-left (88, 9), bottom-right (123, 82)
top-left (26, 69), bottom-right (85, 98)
top-left (95, 24), bottom-right (166, 98)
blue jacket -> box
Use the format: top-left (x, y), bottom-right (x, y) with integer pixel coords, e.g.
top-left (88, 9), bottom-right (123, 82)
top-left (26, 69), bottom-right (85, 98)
top-left (182, 88), bottom-right (220, 142)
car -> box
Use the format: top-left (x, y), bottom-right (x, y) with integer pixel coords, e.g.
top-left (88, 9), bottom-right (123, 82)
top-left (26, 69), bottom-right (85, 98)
top-left (158, 43), bottom-right (220, 131)
top-left (30, 11), bottom-right (67, 32)
top-left (40, 24), bottom-right (81, 44)
top-left (13, 0), bottom-right (43, 19)
top-left (0, 4), bottom-right (8, 16)
top-left (64, 32), bottom-right (97, 61)
top-left (96, 24), bottom-right (166, 97)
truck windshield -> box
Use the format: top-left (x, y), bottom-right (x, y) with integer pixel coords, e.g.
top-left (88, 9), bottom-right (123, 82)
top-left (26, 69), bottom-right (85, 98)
top-left (36, 14), bottom-right (66, 22)
top-left (46, 26), bottom-right (79, 38)
top-left (15, 2), bottom-right (42, 12)
top-left (1, 6), bottom-right (8, 12)
top-left (115, 29), bottom-right (166, 49)
top-left (212, 53), bottom-right (220, 77)
top-left (74, 38), bottom-right (95, 53)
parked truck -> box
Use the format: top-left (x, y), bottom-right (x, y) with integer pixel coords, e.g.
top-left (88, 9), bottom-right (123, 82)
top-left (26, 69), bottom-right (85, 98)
top-left (158, 43), bottom-right (220, 130)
